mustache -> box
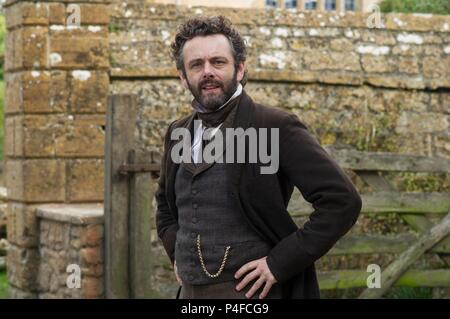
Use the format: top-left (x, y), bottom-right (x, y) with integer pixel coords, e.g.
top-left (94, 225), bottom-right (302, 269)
top-left (199, 80), bottom-right (223, 89)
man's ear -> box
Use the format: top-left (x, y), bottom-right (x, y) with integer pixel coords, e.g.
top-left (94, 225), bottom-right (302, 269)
top-left (236, 62), bottom-right (245, 83)
top-left (178, 70), bottom-right (189, 90)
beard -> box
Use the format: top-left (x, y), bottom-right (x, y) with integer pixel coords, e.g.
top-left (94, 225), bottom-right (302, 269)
top-left (187, 69), bottom-right (238, 111)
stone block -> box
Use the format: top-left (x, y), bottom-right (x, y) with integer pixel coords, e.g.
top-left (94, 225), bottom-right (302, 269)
top-left (5, 159), bottom-right (66, 202)
top-left (6, 244), bottom-right (39, 291)
top-left (6, 203), bottom-right (40, 248)
top-left (67, 159), bottom-right (104, 202)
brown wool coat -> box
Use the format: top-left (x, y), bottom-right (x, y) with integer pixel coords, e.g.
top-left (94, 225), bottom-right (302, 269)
top-left (155, 89), bottom-right (362, 298)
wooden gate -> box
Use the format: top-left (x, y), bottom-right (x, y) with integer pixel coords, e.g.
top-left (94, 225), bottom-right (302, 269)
top-left (298, 147), bottom-right (450, 298)
top-left (104, 95), bottom-right (160, 298)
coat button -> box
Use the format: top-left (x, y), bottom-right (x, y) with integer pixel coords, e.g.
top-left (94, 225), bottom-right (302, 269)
top-left (190, 232), bottom-right (196, 239)
top-left (190, 247), bottom-right (195, 253)
top-left (193, 203), bottom-right (198, 209)
top-left (192, 217), bottom-right (198, 224)
top-left (192, 189), bottom-right (198, 195)
top-left (188, 275), bottom-right (194, 281)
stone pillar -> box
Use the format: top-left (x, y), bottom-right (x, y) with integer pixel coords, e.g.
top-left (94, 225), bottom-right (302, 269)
top-left (336, 0), bottom-right (345, 12)
top-left (3, 0), bottom-right (110, 298)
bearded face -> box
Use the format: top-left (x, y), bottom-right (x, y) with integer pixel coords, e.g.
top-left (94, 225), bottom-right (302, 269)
top-left (186, 67), bottom-right (238, 111)
top-left (179, 34), bottom-right (245, 111)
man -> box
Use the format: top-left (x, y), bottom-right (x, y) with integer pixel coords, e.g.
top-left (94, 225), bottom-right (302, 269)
top-left (156, 16), bottom-right (362, 299)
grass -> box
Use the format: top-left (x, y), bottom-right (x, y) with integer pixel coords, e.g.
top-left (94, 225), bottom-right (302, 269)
top-left (384, 287), bottom-right (433, 299)
top-left (321, 286), bottom-right (433, 299)
top-left (0, 271), bottom-right (9, 299)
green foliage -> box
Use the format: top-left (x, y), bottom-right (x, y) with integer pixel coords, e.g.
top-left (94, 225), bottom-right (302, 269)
top-left (0, 80), bottom-right (5, 161)
top-left (341, 115), bottom-right (398, 153)
top-left (380, 0), bottom-right (450, 14)
top-left (0, 271), bottom-right (8, 299)
top-left (321, 286), bottom-right (433, 299)
top-left (320, 288), bottom-right (364, 299)
top-left (389, 172), bottom-right (450, 193)
top-left (385, 287), bottom-right (433, 299)
top-left (108, 21), bottom-right (124, 34)
top-left (0, 80), bottom-right (4, 161)
top-left (0, 14), bottom-right (5, 160)
top-left (0, 14), bottom-right (5, 82)
top-left (0, 15), bottom-right (5, 57)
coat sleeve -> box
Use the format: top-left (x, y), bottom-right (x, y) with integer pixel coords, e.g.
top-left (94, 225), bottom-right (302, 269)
top-left (155, 120), bottom-right (179, 265)
top-left (266, 113), bottom-right (362, 283)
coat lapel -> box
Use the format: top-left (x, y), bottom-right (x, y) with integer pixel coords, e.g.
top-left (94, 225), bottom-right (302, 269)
top-left (165, 112), bottom-right (197, 217)
top-left (226, 89), bottom-right (255, 189)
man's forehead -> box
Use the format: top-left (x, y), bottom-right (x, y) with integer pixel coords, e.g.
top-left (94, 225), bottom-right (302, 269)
top-left (183, 34), bottom-right (233, 60)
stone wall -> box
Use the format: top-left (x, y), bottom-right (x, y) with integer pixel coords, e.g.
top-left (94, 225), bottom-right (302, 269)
top-left (109, 3), bottom-right (450, 158)
top-left (109, 3), bottom-right (450, 298)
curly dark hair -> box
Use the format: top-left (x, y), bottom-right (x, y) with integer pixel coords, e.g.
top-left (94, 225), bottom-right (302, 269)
top-left (171, 15), bottom-right (248, 86)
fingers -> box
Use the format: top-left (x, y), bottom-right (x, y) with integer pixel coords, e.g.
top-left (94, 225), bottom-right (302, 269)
top-left (244, 277), bottom-right (265, 299)
top-left (234, 260), bottom-right (258, 280)
top-left (236, 269), bottom-right (259, 291)
top-left (235, 257), bottom-right (278, 299)
top-left (259, 281), bottom-right (274, 299)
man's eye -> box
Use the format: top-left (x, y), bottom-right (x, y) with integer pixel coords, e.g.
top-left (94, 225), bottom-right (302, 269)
top-left (191, 63), bottom-right (201, 68)
top-left (215, 61), bottom-right (225, 65)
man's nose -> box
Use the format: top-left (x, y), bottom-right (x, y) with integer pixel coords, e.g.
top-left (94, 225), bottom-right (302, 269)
top-left (202, 62), bottom-right (215, 78)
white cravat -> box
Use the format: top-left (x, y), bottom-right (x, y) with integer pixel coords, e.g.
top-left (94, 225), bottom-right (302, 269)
top-left (192, 83), bottom-right (242, 163)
